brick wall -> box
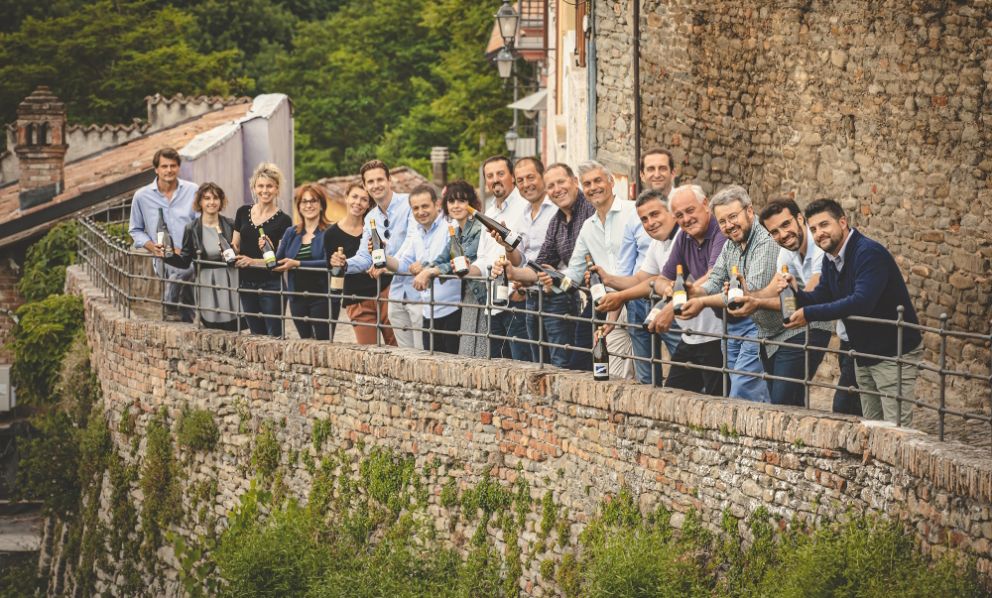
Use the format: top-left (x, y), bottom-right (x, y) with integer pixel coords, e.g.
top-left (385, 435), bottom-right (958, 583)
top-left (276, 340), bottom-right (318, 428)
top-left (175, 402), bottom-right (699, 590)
top-left (594, 0), bottom-right (992, 407)
top-left (65, 266), bottom-right (992, 595)
top-left (0, 252), bottom-right (23, 363)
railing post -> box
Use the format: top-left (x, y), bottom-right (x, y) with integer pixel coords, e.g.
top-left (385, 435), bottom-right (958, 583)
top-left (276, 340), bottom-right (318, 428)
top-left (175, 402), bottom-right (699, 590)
top-left (429, 279), bottom-right (435, 355)
top-left (125, 242), bottom-right (133, 319)
top-left (648, 281), bottom-right (658, 388)
top-left (722, 308), bottom-right (729, 398)
top-left (486, 266), bottom-right (493, 359)
top-left (327, 270), bottom-right (334, 342)
top-left (194, 251), bottom-right (203, 329)
top-left (537, 289), bottom-right (545, 368)
top-left (895, 305), bottom-right (905, 427)
top-left (938, 313), bottom-right (948, 441)
top-left (803, 323), bottom-right (811, 409)
top-left (375, 274), bottom-right (382, 347)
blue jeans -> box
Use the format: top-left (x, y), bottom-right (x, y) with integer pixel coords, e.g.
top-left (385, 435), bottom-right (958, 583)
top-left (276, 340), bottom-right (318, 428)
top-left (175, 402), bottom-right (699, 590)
top-left (526, 292), bottom-right (581, 369)
top-left (725, 318), bottom-right (770, 402)
top-left (760, 329), bottom-right (831, 407)
top-left (240, 278), bottom-right (283, 337)
top-left (489, 300), bottom-right (530, 361)
top-left (625, 299), bottom-right (684, 385)
top-left (288, 295), bottom-right (330, 340)
top-left (833, 340), bottom-right (863, 415)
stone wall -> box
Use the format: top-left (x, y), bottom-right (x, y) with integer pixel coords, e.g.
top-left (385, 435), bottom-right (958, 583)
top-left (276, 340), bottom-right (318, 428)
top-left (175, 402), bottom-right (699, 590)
top-left (65, 266), bottom-right (992, 595)
top-left (594, 0), bottom-right (992, 407)
top-left (0, 254), bottom-right (23, 364)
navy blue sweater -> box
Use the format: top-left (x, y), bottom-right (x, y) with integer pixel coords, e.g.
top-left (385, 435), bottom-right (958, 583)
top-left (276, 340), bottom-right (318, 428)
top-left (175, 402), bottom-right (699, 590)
top-left (796, 229), bottom-right (921, 366)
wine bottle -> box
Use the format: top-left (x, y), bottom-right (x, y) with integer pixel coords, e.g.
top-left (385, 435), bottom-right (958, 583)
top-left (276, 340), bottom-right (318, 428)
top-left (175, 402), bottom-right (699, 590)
top-left (258, 226), bottom-right (277, 270)
top-left (586, 254), bottom-right (607, 307)
top-left (369, 219), bottom-right (387, 268)
top-left (219, 235), bottom-right (236, 266)
top-left (524, 262), bottom-right (574, 294)
top-left (330, 246), bottom-right (346, 292)
top-left (449, 226), bottom-right (469, 275)
top-left (728, 265), bottom-right (744, 309)
top-left (672, 264), bottom-right (687, 315)
top-left (643, 296), bottom-right (670, 330)
top-left (779, 265), bottom-right (798, 323)
top-left (466, 205), bottom-right (521, 250)
top-left (156, 208), bottom-right (174, 258)
top-left (592, 327), bottom-right (609, 381)
top-left (493, 254), bottom-right (511, 306)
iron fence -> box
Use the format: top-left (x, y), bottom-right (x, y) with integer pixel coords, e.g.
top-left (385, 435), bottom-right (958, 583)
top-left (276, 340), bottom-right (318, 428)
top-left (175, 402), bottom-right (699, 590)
top-left (76, 210), bottom-right (992, 446)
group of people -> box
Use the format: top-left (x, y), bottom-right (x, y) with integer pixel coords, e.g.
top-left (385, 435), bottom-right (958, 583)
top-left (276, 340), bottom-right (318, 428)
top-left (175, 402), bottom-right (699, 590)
top-left (128, 146), bottom-right (923, 427)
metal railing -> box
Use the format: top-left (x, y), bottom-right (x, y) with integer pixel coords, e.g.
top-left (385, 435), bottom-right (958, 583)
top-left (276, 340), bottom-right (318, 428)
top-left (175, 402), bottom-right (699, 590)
top-left (77, 212), bottom-right (992, 446)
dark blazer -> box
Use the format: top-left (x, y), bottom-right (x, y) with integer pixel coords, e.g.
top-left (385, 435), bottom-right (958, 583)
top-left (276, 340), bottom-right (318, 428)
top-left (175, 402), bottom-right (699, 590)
top-left (276, 225), bottom-right (330, 293)
top-left (796, 228), bottom-right (921, 366)
top-left (165, 216), bottom-right (235, 269)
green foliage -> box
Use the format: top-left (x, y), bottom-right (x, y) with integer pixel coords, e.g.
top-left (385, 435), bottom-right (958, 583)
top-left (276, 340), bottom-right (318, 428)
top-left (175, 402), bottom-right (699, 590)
top-left (0, 554), bottom-right (42, 597)
top-left (359, 446), bottom-right (416, 517)
top-left (15, 409), bottom-right (80, 515)
top-left (252, 421), bottom-right (280, 480)
top-left (17, 220), bottom-right (78, 302)
top-left (311, 418), bottom-right (332, 451)
top-left (8, 294), bottom-right (84, 406)
top-left (176, 408), bottom-right (220, 452)
top-left (0, 0), bottom-right (249, 129)
top-left (140, 410), bottom-right (182, 569)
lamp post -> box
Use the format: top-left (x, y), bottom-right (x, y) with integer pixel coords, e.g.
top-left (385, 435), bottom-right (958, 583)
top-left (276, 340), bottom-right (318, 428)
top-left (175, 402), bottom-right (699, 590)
top-left (494, 1), bottom-right (521, 160)
top-left (495, 0), bottom-right (519, 45)
top-left (495, 47), bottom-right (514, 80)
top-left (504, 128), bottom-right (519, 157)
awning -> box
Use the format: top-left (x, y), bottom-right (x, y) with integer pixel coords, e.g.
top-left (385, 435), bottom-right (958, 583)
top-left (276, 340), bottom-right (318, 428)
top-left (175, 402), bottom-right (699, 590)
top-left (507, 89), bottom-right (547, 113)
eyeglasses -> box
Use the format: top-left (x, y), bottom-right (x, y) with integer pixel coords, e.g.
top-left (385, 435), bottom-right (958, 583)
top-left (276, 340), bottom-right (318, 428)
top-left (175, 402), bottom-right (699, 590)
top-left (299, 198), bottom-right (320, 205)
top-left (717, 209), bottom-right (747, 228)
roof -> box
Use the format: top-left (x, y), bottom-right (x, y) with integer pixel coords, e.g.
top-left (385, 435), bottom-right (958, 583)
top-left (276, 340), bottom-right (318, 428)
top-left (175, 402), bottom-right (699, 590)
top-left (0, 102), bottom-right (251, 247)
top-left (316, 166), bottom-right (430, 202)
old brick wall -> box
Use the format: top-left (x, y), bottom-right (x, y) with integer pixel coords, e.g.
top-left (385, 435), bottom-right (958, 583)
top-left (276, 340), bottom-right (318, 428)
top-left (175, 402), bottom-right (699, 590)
top-left (595, 0), bottom-right (991, 405)
top-left (65, 266), bottom-right (992, 595)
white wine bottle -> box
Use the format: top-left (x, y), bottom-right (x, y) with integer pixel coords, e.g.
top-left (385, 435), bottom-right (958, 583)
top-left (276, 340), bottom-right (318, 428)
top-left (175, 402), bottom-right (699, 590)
top-left (369, 219), bottom-right (387, 268)
top-left (728, 265), bottom-right (744, 309)
top-left (672, 264), bottom-right (687, 315)
top-left (258, 227), bottom-right (276, 269)
top-left (779, 265), bottom-right (798, 323)
top-left (330, 247), bottom-right (346, 292)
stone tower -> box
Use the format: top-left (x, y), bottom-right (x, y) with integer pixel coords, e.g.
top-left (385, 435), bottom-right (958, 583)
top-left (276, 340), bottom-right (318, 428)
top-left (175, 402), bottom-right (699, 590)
top-left (14, 86), bottom-right (68, 210)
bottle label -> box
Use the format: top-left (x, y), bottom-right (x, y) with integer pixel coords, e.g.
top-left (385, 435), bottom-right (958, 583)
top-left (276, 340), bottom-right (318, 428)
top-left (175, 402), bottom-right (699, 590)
top-left (593, 363), bottom-right (609, 378)
top-left (263, 250), bottom-right (276, 264)
top-left (672, 290), bottom-right (687, 307)
top-left (504, 231), bottom-right (519, 247)
top-left (453, 256), bottom-right (469, 273)
top-left (222, 248), bottom-right (236, 263)
top-left (591, 283), bottom-right (606, 304)
top-left (728, 288), bottom-right (744, 303)
top-left (156, 231), bottom-right (166, 246)
top-left (372, 248), bottom-right (386, 265)
top-left (559, 277), bottom-right (572, 292)
top-left (495, 285), bottom-right (510, 304)
top-left (782, 296), bottom-right (797, 314)
top-left (645, 308), bottom-right (661, 325)
top-left (330, 276), bottom-right (345, 291)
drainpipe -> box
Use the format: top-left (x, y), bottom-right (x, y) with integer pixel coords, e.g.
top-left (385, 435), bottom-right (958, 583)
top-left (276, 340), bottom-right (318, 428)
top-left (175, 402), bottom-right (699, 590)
top-left (633, 0), bottom-right (641, 195)
top-left (587, 0), bottom-right (598, 160)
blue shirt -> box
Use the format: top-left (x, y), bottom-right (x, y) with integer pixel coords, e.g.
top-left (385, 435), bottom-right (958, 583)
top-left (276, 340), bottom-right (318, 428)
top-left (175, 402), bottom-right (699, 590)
top-left (396, 213), bottom-right (461, 319)
top-left (616, 215), bottom-right (653, 276)
top-left (564, 198), bottom-right (639, 286)
top-left (345, 192), bottom-right (415, 300)
top-left (128, 178), bottom-right (198, 249)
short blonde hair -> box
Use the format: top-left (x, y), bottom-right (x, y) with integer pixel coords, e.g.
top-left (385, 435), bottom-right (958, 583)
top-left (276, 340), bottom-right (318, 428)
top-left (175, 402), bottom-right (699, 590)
top-left (249, 162), bottom-right (285, 201)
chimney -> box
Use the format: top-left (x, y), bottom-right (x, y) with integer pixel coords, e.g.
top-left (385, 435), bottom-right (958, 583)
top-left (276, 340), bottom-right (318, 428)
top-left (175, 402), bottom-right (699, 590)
top-left (430, 146), bottom-right (449, 188)
top-left (15, 86), bottom-right (68, 210)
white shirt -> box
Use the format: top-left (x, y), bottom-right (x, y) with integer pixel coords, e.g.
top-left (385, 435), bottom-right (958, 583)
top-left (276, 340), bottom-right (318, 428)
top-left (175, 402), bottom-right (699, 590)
top-left (516, 197), bottom-right (558, 263)
top-left (472, 187), bottom-right (527, 315)
top-left (778, 227), bottom-right (843, 339)
top-left (395, 213), bottom-right (461, 319)
top-left (564, 198), bottom-right (638, 285)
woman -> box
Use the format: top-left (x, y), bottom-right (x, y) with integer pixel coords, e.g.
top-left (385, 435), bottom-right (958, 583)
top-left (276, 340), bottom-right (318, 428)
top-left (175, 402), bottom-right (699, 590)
top-left (418, 181), bottom-right (485, 356)
top-left (165, 182), bottom-right (239, 331)
top-left (275, 184), bottom-right (332, 340)
top-left (324, 184), bottom-right (396, 345)
top-left (233, 162), bottom-right (293, 336)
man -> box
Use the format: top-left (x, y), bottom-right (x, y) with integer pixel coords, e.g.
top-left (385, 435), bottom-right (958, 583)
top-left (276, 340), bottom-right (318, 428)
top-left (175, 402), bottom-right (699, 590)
top-left (598, 185), bottom-right (726, 395)
top-left (560, 161), bottom-right (636, 378)
top-left (611, 148), bottom-right (680, 384)
top-left (495, 162), bottom-right (595, 370)
top-left (590, 188), bottom-right (679, 384)
top-left (128, 147), bottom-right (197, 322)
top-left (782, 199), bottom-right (921, 426)
top-left (379, 185), bottom-right (461, 354)
top-left (676, 185), bottom-right (777, 403)
top-left (466, 155), bottom-right (530, 360)
top-left (331, 159), bottom-right (409, 347)
top-left (759, 198), bottom-right (860, 414)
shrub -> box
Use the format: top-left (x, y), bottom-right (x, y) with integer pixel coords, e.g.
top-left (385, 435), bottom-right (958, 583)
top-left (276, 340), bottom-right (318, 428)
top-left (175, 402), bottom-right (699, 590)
top-left (17, 220), bottom-right (78, 302)
top-left (14, 409), bottom-right (80, 516)
top-left (8, 294), bottom-right (84, 406)
top-left (176, 408), bottom-right (219, 452)
top-left (140, 410), bottom-right (182, 568)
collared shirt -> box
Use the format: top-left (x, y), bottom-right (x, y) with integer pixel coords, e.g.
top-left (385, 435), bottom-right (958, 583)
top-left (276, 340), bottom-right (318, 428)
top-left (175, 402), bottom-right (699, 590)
top-left (346, 192), bottom-right (416, 299)
top-left (616, 216), bottom-right (653, 276)
top-left (564, 198), bottom-right (638, 285)
top-left (516, 197), bottom-right (558, 263)
top-left (777, 229), bottom-right (835, 337)
top-left (129, 178), bottom-right (198, 248)
top-left (471, 187), bottom-right (527, 273)
top-left (825, 230), bottom-right (854, 272)
top-left (642, 231), bottom-right (722, 344)
top-left (395, 213), bottom-right (461, 319)
top-left (532, 192), bottom-right (595, 269)
top-left (702, 222), bottom-right (797, 353)
top-left (661, 217), bottom-right (726, 281)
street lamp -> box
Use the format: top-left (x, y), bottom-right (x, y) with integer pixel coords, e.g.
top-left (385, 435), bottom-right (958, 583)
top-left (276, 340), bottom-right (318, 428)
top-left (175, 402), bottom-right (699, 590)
top-left (495, 46), bottom-right (514, 80)
top-left (495, 0), bottom-right (519, 45)
top-left (504, 128), bottom-right (519, 154)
